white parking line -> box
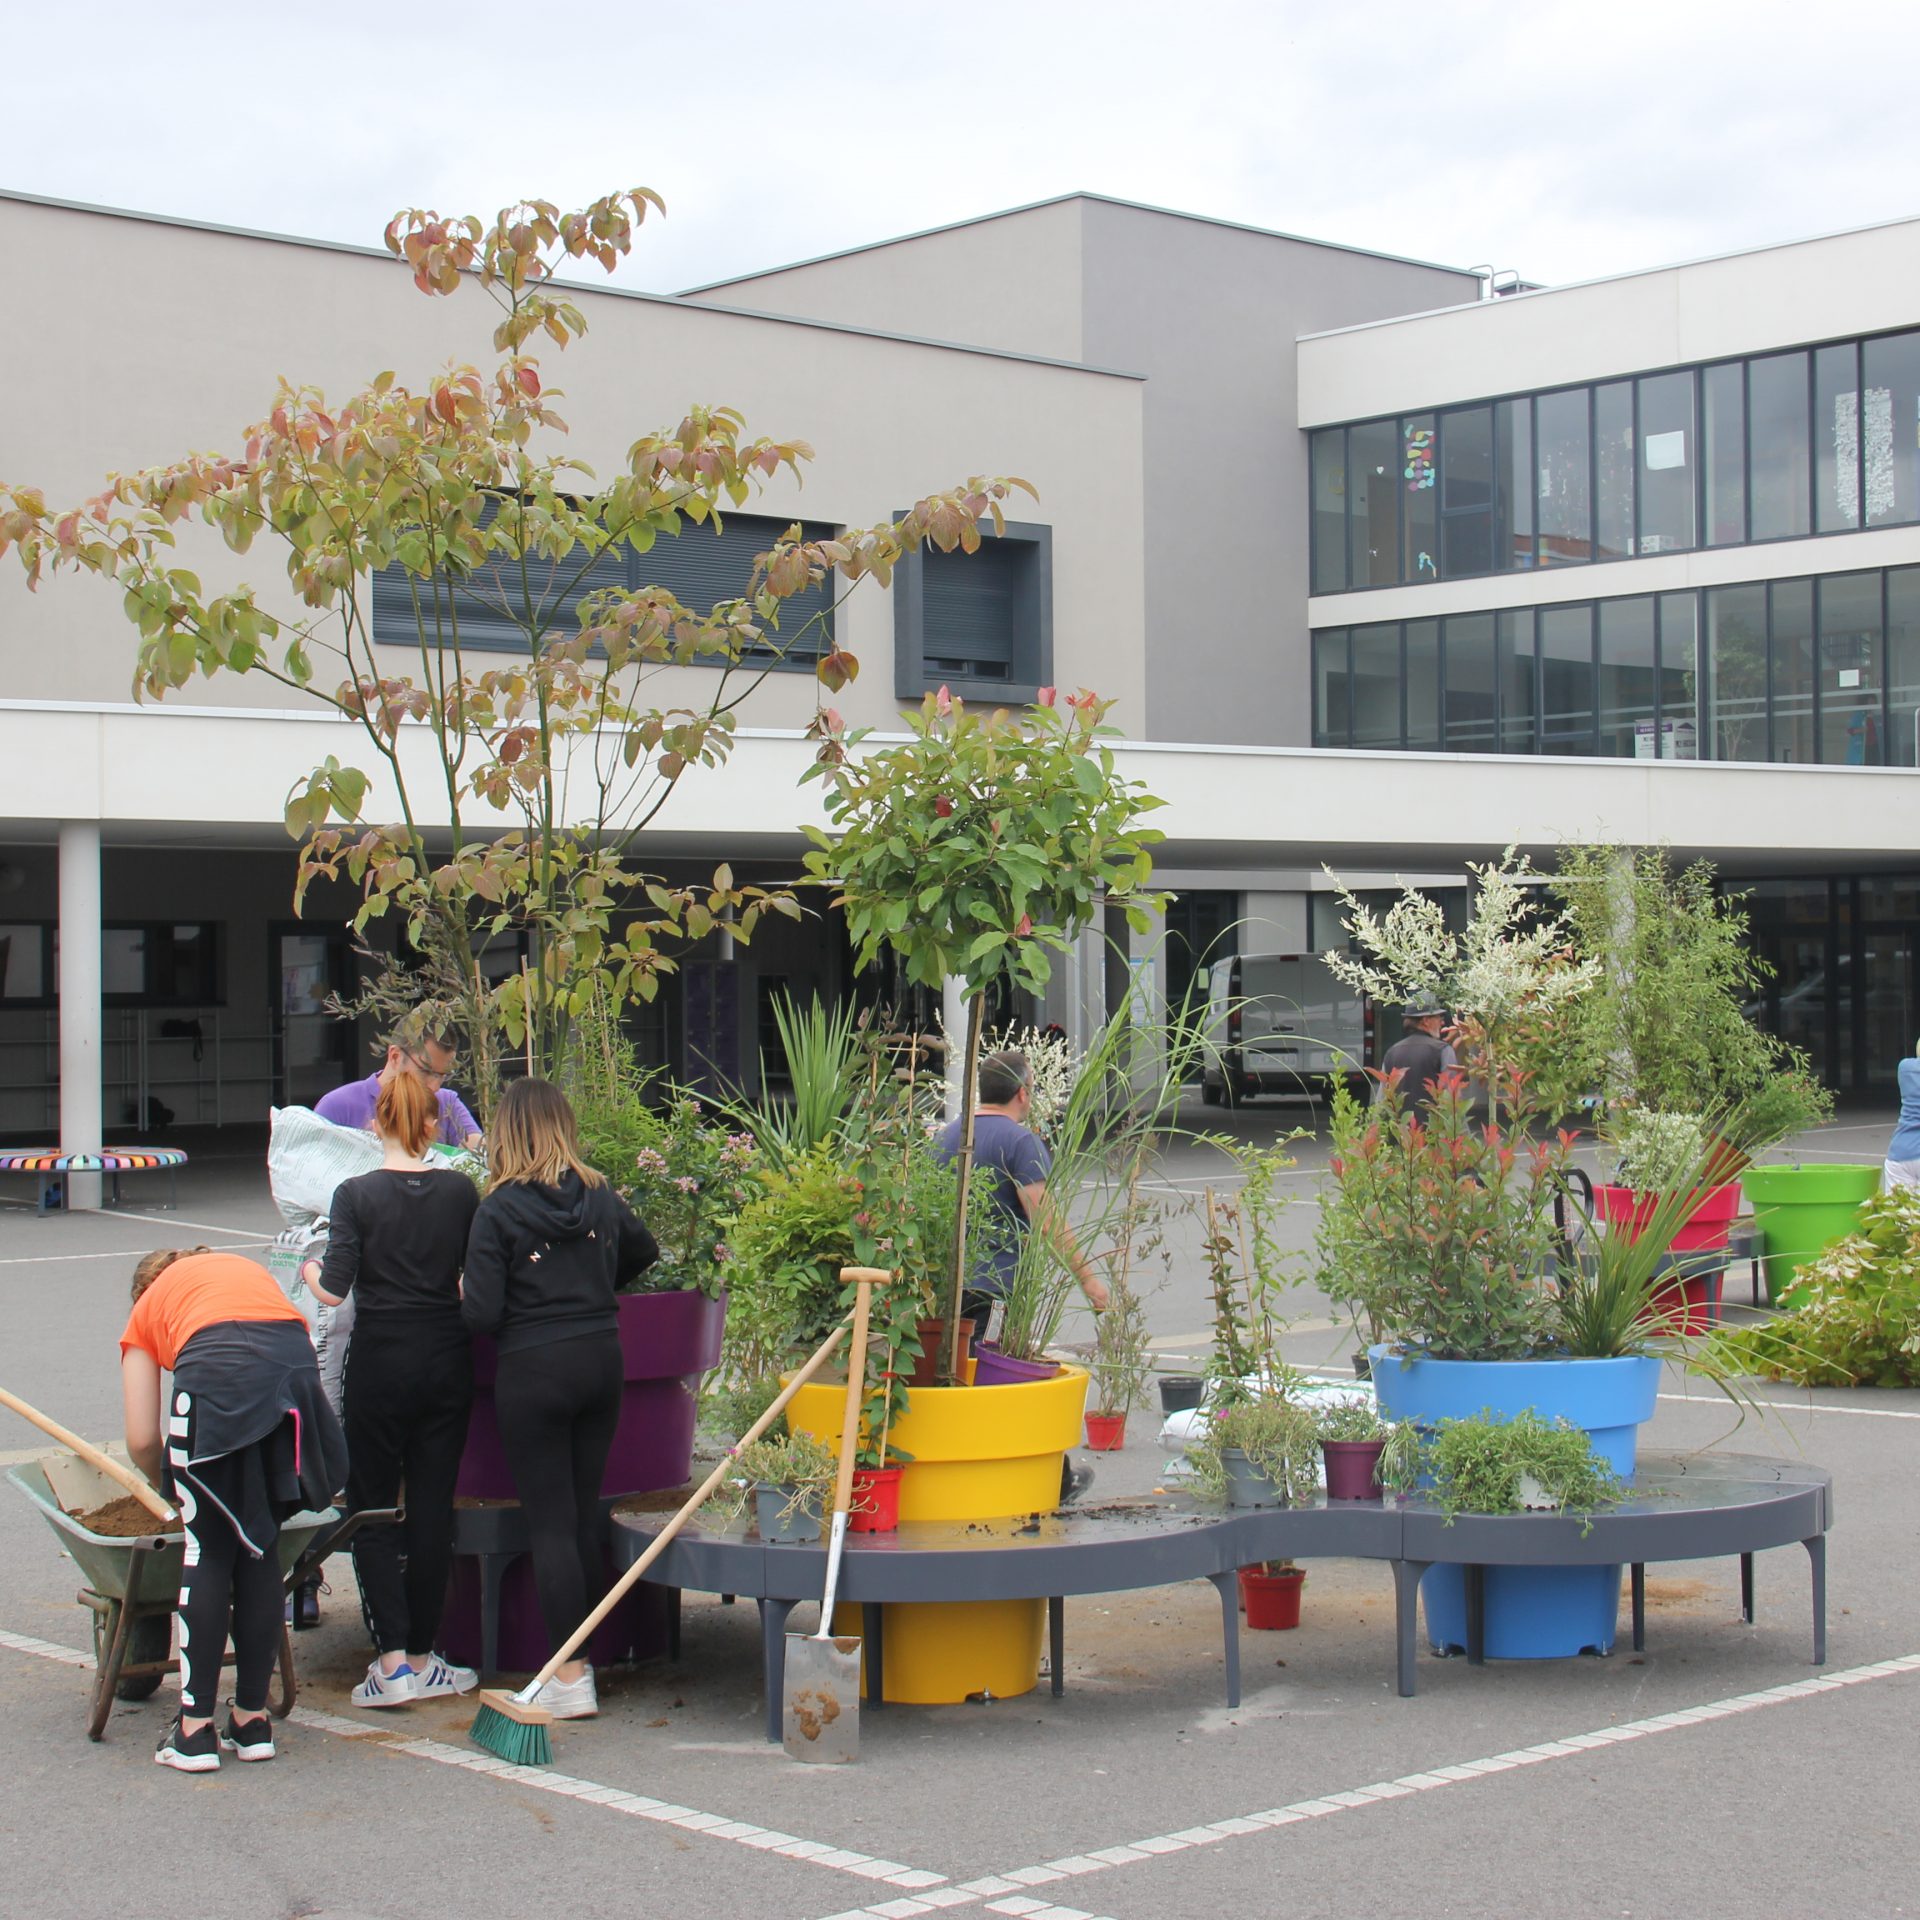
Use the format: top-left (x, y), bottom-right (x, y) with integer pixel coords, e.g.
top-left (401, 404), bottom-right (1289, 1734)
top-left (811, 1653), bottom-right (1920, 1920)
top-left (0, 1626), bottom-right (949, 1891)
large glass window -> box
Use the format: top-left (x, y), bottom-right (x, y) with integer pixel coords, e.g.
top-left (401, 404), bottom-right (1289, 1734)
top-left (1862, 331), bottom-right (1920, 528)
top-left (1702, 362), bottom-right (1746, 546)
top-left (1637, 371), bottom-right (1696, 554)
top-left (1405, 620), bottom-right (1441, 750)
top-left (1749, 350), bottom-right (1811, 541)
top-left (1310, 430), bottom-right (1348, 594)
top-left (1312, 628), bottom-right (1350, 746)
top-left (1657, 592), bottom-right (1700, 758)
top-left (1539, 603), bottom-right (1596, 753)
top-left (1598, 596), bottom-right (1657, 756)
top-left (1348, 419), bottom-right (1398, 588)
top-left (1350, 623), bottom-right (1402, 747)
top-left (1443, 612), bottom-right (1498, 752)
top-left (1495, 398), bottom-right (1534, 572)
top-left (1439, 406), bottom-right (1493, 578)
top-left (1499, 609), bottom-right (1536, 753)
top-left (1814, 341), bottom-right (1861, 534)
top-left (1770, 579), bottom-right (1816, 763)
top-left (1891, 567), bottom-right (1920, 767)
top-left (1707, 584), bottom-right (1769, 760)
top-left (1819, 571), bottom-right (1882, 764)
top-left (1535, 388), bottom-right (1592, 567)
top-left (1401, 414), bottom-right (1438, 582)
top-left (1594, 381), bottom-right (1635, 562)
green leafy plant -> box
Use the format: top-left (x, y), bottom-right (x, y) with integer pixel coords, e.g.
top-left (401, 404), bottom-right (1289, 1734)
top-left (804, 689), bottom-right (1166, 1375)
top-left (1185, 1394), bottom-right (1321, 1507)
top-left (702, 1429), bottom-right (837, 1529)
top-left (1318, 1073), bottom-right (1573, 1361)
top-left (721, 1145), bottom-right (860, 1382)
top-left (1379, 1409), bottom-right (1624, 1531)
top-left (1604, 1108), bottom-right (1708, 1193)
top-left (1708, 1185), bottom-right (1920, 1386)
top-left (1089, 1266), bottom-right (1154, 1418)
top-left (1, 189), bottom-right (1033, 1109)
top-left (730, 991), bottom-right (867, 1170)
top-left (1315, 1401), bottom-right (1391, 1444)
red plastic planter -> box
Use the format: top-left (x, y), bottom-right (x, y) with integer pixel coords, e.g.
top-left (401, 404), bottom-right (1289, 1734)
top-left (1594, 1181), bottom-right (1742, 1253)
top-left (1084, 1411), bottom-right (1127, 1451)
top-left (1239, 1565), bottom-right (1305, 1630)
top-left (849, 1464), bottom-right (904, 1533)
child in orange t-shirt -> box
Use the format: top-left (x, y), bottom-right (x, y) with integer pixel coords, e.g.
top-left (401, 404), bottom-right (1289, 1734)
top-left (121, 1247), bottom-right (346, 1774)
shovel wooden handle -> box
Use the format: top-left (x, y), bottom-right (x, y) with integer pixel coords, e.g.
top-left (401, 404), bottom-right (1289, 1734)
top-left (517, 1313), bottom-right (854, 1700)
top-left (0, 1385), bottom-right (176, 1523)
top-left (830, 1268), bottom-right (886, 1526)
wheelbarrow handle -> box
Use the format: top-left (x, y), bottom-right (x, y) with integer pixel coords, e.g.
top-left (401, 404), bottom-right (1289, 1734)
top-left (282, 1505), bottom-right (403, 1591)
top-left (0, 1384), bottom-right (176, 1524)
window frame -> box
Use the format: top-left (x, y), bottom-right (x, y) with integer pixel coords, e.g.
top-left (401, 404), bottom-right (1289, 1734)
top-left (891, 517), bottom-right (1054, 704)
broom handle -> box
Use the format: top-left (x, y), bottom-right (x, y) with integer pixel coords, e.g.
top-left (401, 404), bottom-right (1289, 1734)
top-left (517, 1313), bottom-right (856, 1699)
top-left (0, 1385), bottom-right (176, 1522)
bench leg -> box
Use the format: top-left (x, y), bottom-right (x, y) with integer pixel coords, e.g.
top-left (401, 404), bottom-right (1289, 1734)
top-left (1631, 1563), bottom-right (1646, 1652)
top-left (1392, 1560), bottom-right (1429, 1698)
top-left (1049, 1595), bottom-right (1064, 1698)
top-left (1804, 1535), bottom-right (1826, 1665)
top-left (1205, 1572), bottom-right (1241, 1709)
top-left (478, 1553), bottom-right (512, 1679)
top-left (1465, 1564), bottom-right (1486, 1665)
top-left (862, 1603), bottom-right (884, 1709)
top-left (758, 1597), bottom-right (797, 1743)
top-left (1741, 1551), bottom-right (1755, 1625)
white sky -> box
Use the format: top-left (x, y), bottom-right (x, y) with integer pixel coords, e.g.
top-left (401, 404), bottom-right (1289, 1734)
top-left (4, 0), bottom-right (1917, 297)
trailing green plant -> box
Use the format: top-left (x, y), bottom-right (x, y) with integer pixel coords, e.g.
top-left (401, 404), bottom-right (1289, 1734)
top-left (1546, 845), bottom-right (1833, 1122)
top-left (1376, 1419), bottom-right (1423, 1491)
top-left (1184, 1394), bottom-right (1320, 1507)
top-left (1315, 1400), bottom-right (1391, 1444)
top-left (1379, 1409), bottom-right (1624, 1531)
top-left (1707, 1185), bottom-right (1920, 1387)
top-left (702, 1429), bottom-right (837, 1529)
top-left (1317, 1073), bottom-right (1572, 1361)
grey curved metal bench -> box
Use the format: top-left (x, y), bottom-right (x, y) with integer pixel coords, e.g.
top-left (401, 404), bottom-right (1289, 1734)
top-left (611, 1450), bottom-right (1831, 1738)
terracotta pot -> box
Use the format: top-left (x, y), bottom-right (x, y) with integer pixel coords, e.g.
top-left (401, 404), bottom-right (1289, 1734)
top-left (849, 1464), bottom-right (904, 1533)
top-left (909, 1316), bottom-right (975, 1387)
top-left (1321, 1437), bottom-right (1386, 1500)
top-left (1239, 1565), bottom-right (1305, 1630)
top-left (1084, 1410), bottom-right (1127, 1451)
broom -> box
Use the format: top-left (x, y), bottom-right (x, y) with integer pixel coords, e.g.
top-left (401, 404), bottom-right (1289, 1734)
top-left (469, 1315), bottom-right (853, 1766)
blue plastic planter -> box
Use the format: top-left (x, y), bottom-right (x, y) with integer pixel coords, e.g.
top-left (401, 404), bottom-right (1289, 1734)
top-left (1369, 1348), bottom-right (1661, 1660)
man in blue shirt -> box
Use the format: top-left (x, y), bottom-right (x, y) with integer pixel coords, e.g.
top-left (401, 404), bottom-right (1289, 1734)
top-left (936, 1049), bottom-right (1109, 1343)
top-left (315, 1006), bottom-right (483, 1150)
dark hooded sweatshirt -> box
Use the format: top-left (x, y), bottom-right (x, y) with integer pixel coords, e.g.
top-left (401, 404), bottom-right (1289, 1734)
top-left (461, 1170), bottom-right (659, 1355)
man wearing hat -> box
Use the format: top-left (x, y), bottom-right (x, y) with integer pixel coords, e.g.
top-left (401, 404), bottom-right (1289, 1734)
top-left (1374, 998), bottom-right (1456, 1119)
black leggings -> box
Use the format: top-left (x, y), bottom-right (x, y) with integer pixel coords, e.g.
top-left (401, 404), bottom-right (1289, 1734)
top-left (344, 1318), bottom-right (473, 1656)
top-left (494, 1333), bottom-right (621, 1658)
top-left (170, 1396), bottom-right (281, 1718)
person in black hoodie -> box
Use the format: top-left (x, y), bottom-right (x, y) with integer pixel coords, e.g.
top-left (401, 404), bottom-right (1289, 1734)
top-left (462, 1077), bottom-right (658, 1720)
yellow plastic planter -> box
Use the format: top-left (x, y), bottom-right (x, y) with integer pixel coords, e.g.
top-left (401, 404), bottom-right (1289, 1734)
top-left (785, 1364), bottom-right (1089, 1703)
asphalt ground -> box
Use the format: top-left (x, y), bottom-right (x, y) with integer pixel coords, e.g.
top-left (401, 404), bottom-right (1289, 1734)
top-left (0, 1110), bottom-right (1913, 1920)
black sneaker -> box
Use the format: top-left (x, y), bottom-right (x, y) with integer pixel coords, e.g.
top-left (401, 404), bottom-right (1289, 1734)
top-left (292, 1576), bottom-right (322, 1630)
top-left (220, 1709), bottom-right (276, 1762)
top-left (154, 1714), bottom-right (220, 1773)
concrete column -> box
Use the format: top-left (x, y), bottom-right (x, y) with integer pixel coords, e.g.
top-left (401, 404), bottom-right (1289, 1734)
top-left (58, 822), bottom-right (103, 1209)
top-left (942, 974), bottom-right (967, 1121)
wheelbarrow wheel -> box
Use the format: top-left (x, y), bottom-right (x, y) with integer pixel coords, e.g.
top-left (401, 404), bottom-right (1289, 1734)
top-left (89, 1604), bottom-right (169, 1703)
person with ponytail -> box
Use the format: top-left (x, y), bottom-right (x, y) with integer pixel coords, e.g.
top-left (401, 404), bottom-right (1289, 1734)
top-left (303, 1069), bottom-right (480, 1708)
top-left (121, 1246), bottom-right (346, 1772)
top-left (461, 1078), bottom-right (658, 1722)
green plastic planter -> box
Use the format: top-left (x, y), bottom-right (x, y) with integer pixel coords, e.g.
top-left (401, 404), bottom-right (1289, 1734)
top-left (1741, 1163), bottom-right (1880, 1306)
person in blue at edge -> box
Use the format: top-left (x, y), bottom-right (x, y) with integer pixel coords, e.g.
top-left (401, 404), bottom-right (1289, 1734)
top-left (936, 1048), bottom-right (1109, 1501)
top-left (1883, 1037), bottom-right (1920, 1190)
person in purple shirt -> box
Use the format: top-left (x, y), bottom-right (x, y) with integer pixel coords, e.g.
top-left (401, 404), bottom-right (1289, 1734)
top-left (315, 1007), bottom-right (484, 1151)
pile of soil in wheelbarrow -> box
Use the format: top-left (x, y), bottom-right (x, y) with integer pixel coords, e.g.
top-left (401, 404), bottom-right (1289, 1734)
top-left (73, 1494), bottom-right (182, 1537)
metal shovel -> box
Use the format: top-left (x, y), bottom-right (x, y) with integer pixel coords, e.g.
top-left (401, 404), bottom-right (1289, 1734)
top-left (783, 1266), bottom-right (883, 1763)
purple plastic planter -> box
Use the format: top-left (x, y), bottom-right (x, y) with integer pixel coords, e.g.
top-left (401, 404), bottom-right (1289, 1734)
top-left (443, 1288), bottom-right (724, 1673)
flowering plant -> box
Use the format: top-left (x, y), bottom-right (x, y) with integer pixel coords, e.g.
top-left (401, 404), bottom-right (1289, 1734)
top-left (593, 1095), bottom-right (757, 1297)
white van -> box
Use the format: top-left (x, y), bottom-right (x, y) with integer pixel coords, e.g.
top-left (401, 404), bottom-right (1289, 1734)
top-left (1202, 952), bottom-right (1376, 1105)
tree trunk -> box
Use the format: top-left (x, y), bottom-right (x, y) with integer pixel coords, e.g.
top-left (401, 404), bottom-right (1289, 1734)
top-left (944, 991), bottom-right (986, 1382)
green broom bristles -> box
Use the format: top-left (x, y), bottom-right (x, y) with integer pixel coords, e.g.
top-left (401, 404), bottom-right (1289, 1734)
top-left (469, 1687), bottom-right (553, 1767)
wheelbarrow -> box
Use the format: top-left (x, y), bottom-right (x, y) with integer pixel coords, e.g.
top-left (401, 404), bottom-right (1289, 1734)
top-left (7, 1458), bottom-right (398, 1741)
